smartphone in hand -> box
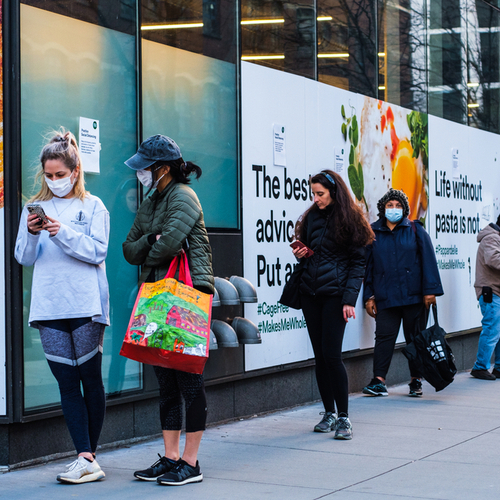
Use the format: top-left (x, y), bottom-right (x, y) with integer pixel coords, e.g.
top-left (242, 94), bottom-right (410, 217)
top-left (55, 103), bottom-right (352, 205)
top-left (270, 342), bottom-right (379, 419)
top-left (27, 204), bottom-right (49, 225)
top-left (290, 240), bottom-right (314, 258)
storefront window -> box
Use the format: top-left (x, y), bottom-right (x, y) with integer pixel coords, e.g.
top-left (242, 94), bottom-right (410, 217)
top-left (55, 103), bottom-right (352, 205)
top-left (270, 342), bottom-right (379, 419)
top-left (428, 0), bottom-right (467, 124)
top-left (20, 2), bottom-right (141, 410)
top-left (317, 0), bottom-right (377, 96)
top-left (377, 0), bottom-right (427, 111)
top-left (141, 0), bottom-right (238, 228)
top-left (468, 0), bottom-right (500, 133)
top-left (241, 0), bottom-right (316, 79)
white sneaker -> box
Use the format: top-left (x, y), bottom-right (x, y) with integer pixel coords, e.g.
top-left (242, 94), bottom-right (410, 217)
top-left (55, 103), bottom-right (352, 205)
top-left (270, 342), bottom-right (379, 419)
top-left (56, 456), bottom-right (105, 484)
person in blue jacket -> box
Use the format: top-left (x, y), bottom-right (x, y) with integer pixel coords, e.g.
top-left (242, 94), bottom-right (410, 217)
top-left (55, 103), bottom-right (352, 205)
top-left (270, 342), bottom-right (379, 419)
top-left (362, 189), bottom-right (443, 397)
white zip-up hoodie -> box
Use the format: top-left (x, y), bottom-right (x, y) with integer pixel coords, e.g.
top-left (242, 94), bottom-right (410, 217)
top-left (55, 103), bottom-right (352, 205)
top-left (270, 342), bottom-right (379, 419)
top-left (15, 194), bottom-right (110, 326)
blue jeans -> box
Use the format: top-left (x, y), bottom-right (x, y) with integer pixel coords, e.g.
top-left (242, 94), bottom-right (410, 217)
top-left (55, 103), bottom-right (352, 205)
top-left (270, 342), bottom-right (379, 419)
top-left (473, 295), bottom-right (500, 371)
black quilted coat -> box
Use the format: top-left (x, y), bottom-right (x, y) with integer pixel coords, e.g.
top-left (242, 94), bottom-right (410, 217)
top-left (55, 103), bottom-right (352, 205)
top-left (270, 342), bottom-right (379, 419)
top-left (122, 180), bottom-right (214, 293)
top-left (299, 205), bottom-right (366, 306)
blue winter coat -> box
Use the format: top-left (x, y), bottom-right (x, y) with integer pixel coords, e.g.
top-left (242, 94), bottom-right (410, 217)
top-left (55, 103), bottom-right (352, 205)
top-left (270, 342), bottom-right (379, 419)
top-left (363, 218), bottom-right (443, 311)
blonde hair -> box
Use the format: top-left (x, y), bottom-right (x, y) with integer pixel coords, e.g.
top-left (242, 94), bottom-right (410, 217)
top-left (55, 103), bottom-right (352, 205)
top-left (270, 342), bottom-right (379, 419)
top-left (29, 129), bottom-right (88, 202)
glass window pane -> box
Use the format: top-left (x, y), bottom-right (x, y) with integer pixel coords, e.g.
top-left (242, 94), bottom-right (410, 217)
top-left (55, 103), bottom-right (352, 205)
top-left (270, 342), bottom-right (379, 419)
top-left (429, 0), bottom-right (460, 29)
top-left (317, 0), bottom-right (377, 96)
top-left (242, 0), bottom-right (316, 79)
top-left (428, 0), bottom-right (466, 126)
top-left (22, 0), bottom-right (136, 33)
top-left (377, 0), bottom-right (427, 111)
top-left (141, 0), bottom-right (236, 63)
top-left (20, 3), bottom-right (142, 410)
top-left (468, 0), bottom-right (500, 133)
top-left (141, 0), bottom-right (238, 228)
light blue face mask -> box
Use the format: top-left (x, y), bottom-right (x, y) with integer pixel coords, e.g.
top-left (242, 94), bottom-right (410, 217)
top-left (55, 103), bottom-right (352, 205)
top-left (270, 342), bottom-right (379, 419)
top-left (385, 208), bottom-right (403, 223)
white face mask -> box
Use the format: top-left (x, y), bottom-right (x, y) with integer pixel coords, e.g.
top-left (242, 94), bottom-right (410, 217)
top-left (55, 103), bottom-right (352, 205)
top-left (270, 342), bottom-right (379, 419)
top-left (137, 168), bottom-right (166, 190)
top-left (46, 174), bottom-right (75, 198)
top-left (136, 169), bottom-right (153, 188)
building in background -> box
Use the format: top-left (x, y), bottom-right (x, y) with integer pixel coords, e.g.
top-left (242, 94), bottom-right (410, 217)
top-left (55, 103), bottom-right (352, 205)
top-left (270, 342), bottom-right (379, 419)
top-left (1, 0), bottom-right (498, 467)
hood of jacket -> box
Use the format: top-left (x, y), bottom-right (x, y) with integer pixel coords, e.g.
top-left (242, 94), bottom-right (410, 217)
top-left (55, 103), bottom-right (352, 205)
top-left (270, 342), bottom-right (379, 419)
top-left (477, 223), bottom-right (500, 243)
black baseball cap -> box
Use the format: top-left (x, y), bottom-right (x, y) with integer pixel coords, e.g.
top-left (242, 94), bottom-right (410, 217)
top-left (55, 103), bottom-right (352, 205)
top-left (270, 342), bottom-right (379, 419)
top-left (125, 134), bottom-right (182, 171)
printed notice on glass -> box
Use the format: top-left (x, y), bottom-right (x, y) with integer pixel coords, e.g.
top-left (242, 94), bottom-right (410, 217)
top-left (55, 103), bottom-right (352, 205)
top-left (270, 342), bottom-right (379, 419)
top-left (79, 117), bottom-right (100, 174)
top-left (452, 148), bottom-right (459, 179)
top-left (273, 124), bottom-right (286, 167)
top-left (334, 148), bottom-right (345, 175)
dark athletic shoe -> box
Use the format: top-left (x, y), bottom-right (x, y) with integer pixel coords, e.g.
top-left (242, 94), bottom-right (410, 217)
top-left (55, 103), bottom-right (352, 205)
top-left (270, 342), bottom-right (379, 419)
top-left (134, 454), bottom-right (179, 481)
top-left (334, 417), bottom-right (353, 440)
top-left (492, 368), bottom-right (500, 378)
top-left (314, 412), bottom-right (337, 433)
top-left (157, 459), bottom-right (203, 486)
top-left (363, 378), bottom-right (389, 396)
top-left (408, 379), bottom-right (423, 397)
top-left (471, 369), bottom-right (496, 380)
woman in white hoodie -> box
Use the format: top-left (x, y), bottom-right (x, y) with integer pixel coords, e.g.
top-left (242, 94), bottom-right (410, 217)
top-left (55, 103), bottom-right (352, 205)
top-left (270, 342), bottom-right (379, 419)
top-left (15, 130), bottom-right (110, 484)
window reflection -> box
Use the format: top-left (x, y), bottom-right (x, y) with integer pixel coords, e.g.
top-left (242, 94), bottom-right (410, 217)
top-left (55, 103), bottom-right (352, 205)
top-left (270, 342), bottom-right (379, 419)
top-left (377, 0), bottom-right (427, 112)
top-left (22, 0), bottom-right (136, 33)
top-left (241, 0), bottom-right (316, 79)
top-left (141, 0), bottom-right (236, 63)
top-left (317, 0), bottom-right (377, 96)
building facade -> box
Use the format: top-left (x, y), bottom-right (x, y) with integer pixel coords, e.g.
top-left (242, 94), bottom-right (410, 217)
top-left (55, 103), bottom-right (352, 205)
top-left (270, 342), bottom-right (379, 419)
top-left (1, 0), bottom-right (498, 466)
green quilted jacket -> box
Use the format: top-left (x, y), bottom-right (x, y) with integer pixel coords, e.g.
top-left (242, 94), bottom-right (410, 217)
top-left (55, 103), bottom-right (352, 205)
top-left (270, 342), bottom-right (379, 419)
top-left (122, 180), bottom-right (214, 293)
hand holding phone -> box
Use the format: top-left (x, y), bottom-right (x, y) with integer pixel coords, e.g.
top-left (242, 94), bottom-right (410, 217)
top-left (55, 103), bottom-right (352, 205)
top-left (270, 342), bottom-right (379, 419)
top-left (290, 240), bottom-right (314, 258)
top-left (27, 204), bottom-right (49, 225)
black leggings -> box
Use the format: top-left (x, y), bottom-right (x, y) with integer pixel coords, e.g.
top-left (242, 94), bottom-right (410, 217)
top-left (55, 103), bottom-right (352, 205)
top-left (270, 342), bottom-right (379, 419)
top-left (301, 294), bottom-right (349, 416)
top-left (154, 366), bottom-right (207, 432)
top-left (373, 303), bottom-right (428, 379)
top-left (38, 318), bottom-right (106, 454)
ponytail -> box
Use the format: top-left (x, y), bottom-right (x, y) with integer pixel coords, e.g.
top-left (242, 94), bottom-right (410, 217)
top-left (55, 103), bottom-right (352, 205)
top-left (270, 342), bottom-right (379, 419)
top-left (156, 158), bottom-right (202, 184)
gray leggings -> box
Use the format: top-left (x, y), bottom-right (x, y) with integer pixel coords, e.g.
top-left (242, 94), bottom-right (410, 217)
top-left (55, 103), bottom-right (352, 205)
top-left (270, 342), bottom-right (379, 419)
top-left (38, 318), bottom-right (106, 454)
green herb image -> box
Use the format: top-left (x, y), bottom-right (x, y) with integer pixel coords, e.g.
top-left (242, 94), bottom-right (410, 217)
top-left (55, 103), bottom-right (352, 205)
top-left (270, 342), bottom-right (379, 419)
top-left (341, 104), bottom-right (368, 211)
top-left (407, 111), bottom-right (428, 168)
top-left (407, 110), bottom-right (429, 226)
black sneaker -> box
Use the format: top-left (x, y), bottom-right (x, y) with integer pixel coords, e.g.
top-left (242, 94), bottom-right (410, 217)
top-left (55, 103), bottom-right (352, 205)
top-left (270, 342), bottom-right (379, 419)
top-left (157, 459), bottom-right (203, 486)
top-left (493, 368), bottom-right (500, 378)
top-left (362, 378), bottom-right (388, 396)
top-left (334, 417), bottom-right (353, 440)
top-left (471, 369), bottom-right (496, 380)
top-left (408, 379), bottom-right (423, 397)
top-left (314, 411), bottom-right (337, 433)
top-left (134, 454), bottom-right (179, 481)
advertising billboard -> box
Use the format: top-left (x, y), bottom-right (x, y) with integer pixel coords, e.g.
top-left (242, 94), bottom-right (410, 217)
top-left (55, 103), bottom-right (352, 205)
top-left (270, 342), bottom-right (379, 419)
top-left (242, 62), bottom-right (489, 372)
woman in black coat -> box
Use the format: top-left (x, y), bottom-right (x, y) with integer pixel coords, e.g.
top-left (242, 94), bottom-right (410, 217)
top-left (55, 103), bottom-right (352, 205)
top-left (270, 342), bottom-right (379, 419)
top-left (362, 188), bottom-right (443, 398)
top-left (292, 170), bottom-right (374, 439)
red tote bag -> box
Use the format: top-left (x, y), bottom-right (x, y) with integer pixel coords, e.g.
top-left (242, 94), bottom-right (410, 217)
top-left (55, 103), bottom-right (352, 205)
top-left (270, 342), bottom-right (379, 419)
top-left (120, 251), bottom-right (213, 374)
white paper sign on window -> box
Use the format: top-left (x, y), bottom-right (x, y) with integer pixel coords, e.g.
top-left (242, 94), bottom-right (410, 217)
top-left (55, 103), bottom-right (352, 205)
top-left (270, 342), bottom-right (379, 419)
top-left (452, 148), bottom-right (459, 179)
top-left (273, 124), bottom-right (286, 167)
top-left (334, 148), bottom-right (345, 175)
top-left (79, 117), bottom-right (101, 174)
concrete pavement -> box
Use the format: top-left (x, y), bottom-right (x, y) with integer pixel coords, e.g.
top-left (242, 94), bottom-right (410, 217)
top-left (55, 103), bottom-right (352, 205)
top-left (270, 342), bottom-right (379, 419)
top-left (1, 370), bottom-right (500, 499)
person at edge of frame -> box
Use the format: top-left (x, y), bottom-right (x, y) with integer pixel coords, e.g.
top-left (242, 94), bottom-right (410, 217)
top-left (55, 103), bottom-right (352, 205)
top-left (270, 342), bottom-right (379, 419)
top-left (470, 213), bottom-right (500, 380)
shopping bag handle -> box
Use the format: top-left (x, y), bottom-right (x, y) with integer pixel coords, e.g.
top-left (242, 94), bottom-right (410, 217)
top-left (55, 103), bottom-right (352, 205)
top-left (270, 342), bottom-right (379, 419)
top-left (430, 303), bottom-right (439, 326)
top-left (165, 250), bottom-right (193, 287)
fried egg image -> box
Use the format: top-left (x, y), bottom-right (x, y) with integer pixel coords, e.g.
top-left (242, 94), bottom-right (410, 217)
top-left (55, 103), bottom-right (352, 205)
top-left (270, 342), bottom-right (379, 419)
top-left (357, 97), bottom-right (427, 222)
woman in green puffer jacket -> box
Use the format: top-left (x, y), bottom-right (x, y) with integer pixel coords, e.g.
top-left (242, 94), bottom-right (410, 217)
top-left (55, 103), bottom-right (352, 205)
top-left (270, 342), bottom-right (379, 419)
top-left (123, 135), bottom-right (214, 487)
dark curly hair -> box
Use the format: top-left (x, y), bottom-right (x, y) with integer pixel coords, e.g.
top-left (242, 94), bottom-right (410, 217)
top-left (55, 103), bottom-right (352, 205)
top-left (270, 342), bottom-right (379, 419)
top-left (295, 170), bottom-right (374, 249)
